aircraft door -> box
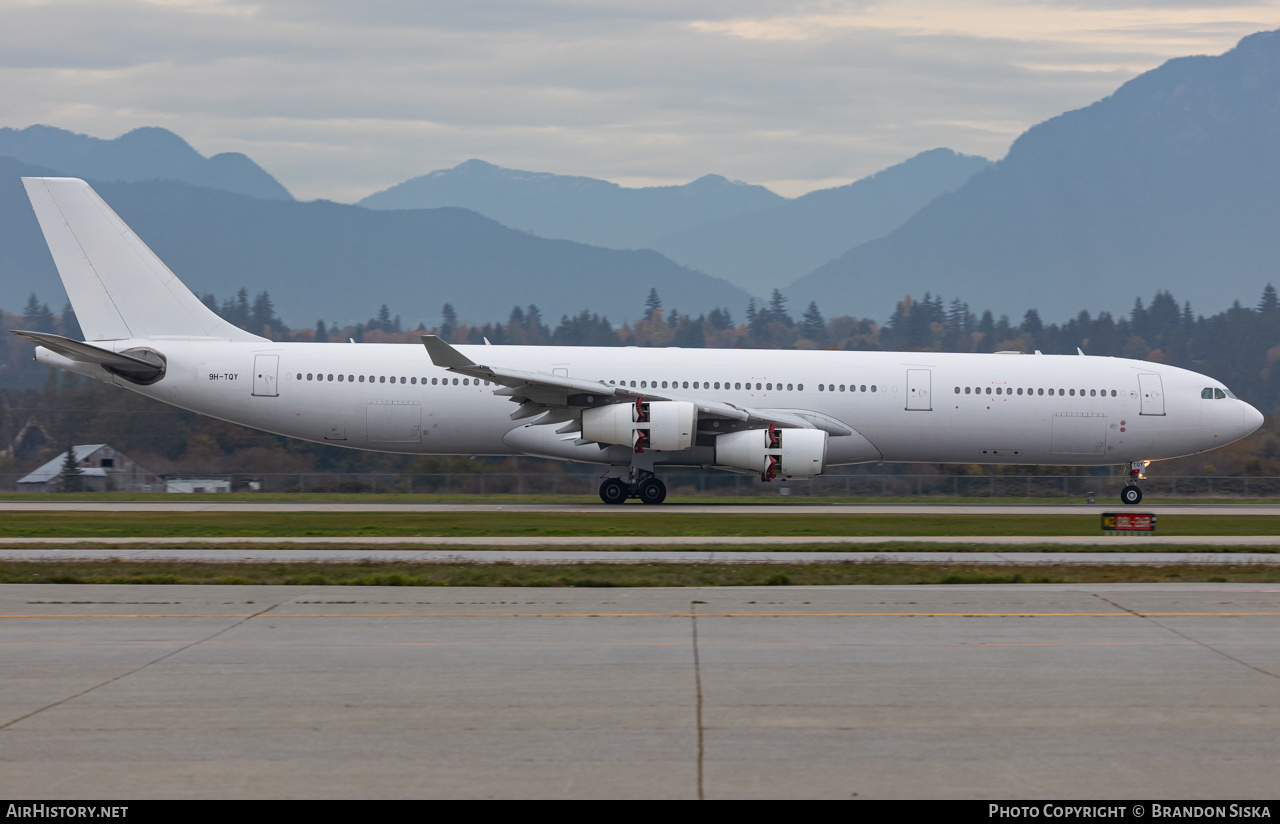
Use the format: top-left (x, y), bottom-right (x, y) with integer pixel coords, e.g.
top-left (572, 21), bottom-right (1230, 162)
top-left (906, 369), bottom-right (932, 411)
top-left (252, 355), bottom-right (279, 397)
top-left (1138, 373), bottom-right (1165, 416)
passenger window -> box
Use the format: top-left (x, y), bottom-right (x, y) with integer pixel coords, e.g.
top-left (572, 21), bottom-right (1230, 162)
top-left (1111, 390), bottom-right (1116, 397)
top-left (798, 384), bottom-right (805, 391)
top-left (452, 378), bottom-right (458, 385)
top-left (1090, 389), bottom-right (1095, 396)
top-left (338, 374), bottom-right (344, 382)
top-left (818, 384), bottom-right (824, 392)
top-left (327, 374), bottom-right (334, 381)
top-left (1069, 389), bottom-right (1075, 396)
top-left (964, 387), bottom-right (971, 394)
top-left (661, 381), bottom-right (668, 388)
top-left (870, 385), bottom-right (876, 393)
top-left (714, 382), bottom-right (720, 389)
top-left (955, 387), bottom-right (961, 394)
top-left (1038, 388), bottom-right (1043, 395)
top-left (861, 385), bottom-right (867, 392)
top-left (735, 382), bottom-right (741, 389)
top-left (307, 373), bottom-right (313, 381)
top-left (1017, 388), bottom-right (1023, 395)
top-left (985, 387), bottom-right (991, 395)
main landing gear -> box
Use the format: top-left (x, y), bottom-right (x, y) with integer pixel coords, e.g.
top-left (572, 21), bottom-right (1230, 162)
top-left (1120, 460), bottom-right (1148, 505)
top-left (599, 471), bottom-right (667, 505)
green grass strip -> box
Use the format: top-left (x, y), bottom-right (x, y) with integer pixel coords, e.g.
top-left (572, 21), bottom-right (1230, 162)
top-left (1, 561), bottom-right (1277, 586)
top-left (2, 511), bottom-right (1279, 538)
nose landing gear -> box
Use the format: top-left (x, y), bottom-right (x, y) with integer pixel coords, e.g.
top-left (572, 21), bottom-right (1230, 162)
top-left (1120, 460), bottom-right (1148, 505)
top-left (598, 470), bottom-right (667, 505)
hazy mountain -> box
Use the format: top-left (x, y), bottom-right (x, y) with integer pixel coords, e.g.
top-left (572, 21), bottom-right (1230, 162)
top-left (788, 28), bottom-right (1280, 322)
top-left (0, 125), bottom-right (293, 201)
top-left (648, 149), bottom-right (991, 296)
top-left (359, 159), bottom-right (784, 249)
top-left (0, 157), bottom-right (751, 328)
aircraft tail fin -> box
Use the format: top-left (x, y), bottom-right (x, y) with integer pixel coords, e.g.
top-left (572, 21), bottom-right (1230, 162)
top-left (21, 177), bottom-right (266, 343)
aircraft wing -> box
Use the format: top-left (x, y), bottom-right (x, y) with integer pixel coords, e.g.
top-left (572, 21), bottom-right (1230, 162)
top-left (420, 335), bottom-right (851, 435)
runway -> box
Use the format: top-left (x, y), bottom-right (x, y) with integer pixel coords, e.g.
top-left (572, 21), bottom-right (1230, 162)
top-left (3, 583), bottom-right (1278, 798)
top-left (4, 501), bottom-right (1280, 515)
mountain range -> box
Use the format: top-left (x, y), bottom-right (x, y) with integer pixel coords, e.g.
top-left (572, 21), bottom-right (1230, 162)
top-left (787, 28), bottom-right (1280, 321)
top-left (359, 159), bottom-right (786, 250)
top-left (0, 125), bottom-right (292, 202)
top-left (6, 27), bottom-right (1280, 327)
top-left (0, 156), bottom-right (750, 327)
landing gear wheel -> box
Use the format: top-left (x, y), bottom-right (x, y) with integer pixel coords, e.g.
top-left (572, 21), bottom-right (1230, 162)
top-left (637, 477), bottom-right (667, 505)
top-left (1120, 484), bottom-right (1143, 505)
top-left (599, 478), bottom-right (629, 505)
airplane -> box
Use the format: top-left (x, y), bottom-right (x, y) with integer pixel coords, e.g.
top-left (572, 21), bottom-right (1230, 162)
top-left (10, 177), bottom-right (1265, 505)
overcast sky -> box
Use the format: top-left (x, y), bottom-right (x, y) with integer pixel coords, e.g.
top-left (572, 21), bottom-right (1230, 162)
top-left (1, 1), bottom-right (1277, 201)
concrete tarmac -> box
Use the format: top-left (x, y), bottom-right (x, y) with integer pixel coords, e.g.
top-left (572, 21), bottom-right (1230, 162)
top-left (4, 548), bottom-right (1280, 565)
top-left (2, 583), bottom-right (1279, 799)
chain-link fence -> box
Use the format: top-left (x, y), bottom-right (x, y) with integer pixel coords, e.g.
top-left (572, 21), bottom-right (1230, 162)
top-left (4, 470), bottom-right (1280, 498)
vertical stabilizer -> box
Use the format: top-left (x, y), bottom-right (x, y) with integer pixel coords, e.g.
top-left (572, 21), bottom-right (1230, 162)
top-left (22, 177), bottom-right (266, 342)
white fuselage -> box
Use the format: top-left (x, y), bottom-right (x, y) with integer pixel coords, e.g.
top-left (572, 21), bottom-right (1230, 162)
top-left (48, 339), bottom-right (1261, 469)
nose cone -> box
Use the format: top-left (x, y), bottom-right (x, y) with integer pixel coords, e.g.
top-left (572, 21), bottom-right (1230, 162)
top-left (1243, 402), bottom-right (1265, 437)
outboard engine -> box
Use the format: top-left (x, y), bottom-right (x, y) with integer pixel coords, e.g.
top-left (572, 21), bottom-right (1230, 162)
top-left (716, 425), bottom-right (827, 480)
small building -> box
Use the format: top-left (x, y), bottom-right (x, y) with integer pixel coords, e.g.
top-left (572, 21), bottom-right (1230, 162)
top-left (164, 479), bottom-right (231, 494)
top-left (17, 445), bottom-right (161, 493)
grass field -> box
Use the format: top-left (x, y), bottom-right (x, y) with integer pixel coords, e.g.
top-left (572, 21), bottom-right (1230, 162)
top-left (1, 510), bottom-right (1278, 538)
top-left (1, 560), bottom-right (1276, 586)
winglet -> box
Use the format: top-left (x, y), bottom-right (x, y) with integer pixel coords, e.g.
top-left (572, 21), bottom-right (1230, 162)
top-left (421, 335), bottom-right (478, 369)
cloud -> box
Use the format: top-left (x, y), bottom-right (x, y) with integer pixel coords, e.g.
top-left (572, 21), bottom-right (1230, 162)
top-left (0, 0), bottom-right (1275, 200)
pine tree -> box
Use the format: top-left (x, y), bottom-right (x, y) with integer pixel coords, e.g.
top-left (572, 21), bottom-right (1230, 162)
top-left (59, 302), bottom-right (82, 339)
top-left (439, 303), bottom-right (457, 338)
top-left (768, 289), bottom-right (792, 326)
top-left (800, 302), bottom-right (827, 343)
top-left (644, 288), bottom-right (662, 317)
top-left (252, 291), bottom-right (277, 337)
top-left (1259, 283), bottom-right (1278, 313)
top-left (314, 320), bottom-right (329, 343)
top-left (60, 446), bottom-right (84, 493)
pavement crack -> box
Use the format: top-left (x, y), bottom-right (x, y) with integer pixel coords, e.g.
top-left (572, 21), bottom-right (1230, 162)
top-left (0, 601), bottom-right (286, 731)
top-left (691, 598), bottom-right (705, 801)
top-left (1092, 593), bottom-right (1280, 681)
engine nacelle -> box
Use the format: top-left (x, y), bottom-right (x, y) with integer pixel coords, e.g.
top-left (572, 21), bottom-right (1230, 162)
top-left (716, 427), bottom-right (827, 480)
top-left (582, 400), bottom-right (697, 451)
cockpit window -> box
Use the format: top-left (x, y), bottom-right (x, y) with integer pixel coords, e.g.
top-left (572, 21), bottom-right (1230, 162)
top-left (1224, 388), bottom-right (1238, 399)
top-left (1201, 388), bottom-right (1214, 399)
top-left (1214, 388), bottom-right (1227, 400)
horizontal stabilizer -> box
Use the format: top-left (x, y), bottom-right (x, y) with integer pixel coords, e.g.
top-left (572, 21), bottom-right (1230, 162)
top-left (11, 330), bottom-right (164, 380)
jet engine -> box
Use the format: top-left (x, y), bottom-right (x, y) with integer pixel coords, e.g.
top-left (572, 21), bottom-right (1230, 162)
top-left (716, 426), bottom-right (827, 480)
top-left (582, 399), bottom-right (697, 452)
